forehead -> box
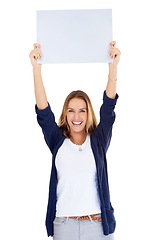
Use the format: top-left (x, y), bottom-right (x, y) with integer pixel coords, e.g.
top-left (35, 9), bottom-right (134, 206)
top-left (68, 97), bottom-right (86, 108)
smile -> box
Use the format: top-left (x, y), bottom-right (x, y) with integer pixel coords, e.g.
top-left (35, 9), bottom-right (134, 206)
top-left (72, 121), bottom-right (82, 125)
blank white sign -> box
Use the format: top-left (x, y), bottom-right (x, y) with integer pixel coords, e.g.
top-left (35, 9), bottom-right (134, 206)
top-left (37, 9), bottom-right (113, 64)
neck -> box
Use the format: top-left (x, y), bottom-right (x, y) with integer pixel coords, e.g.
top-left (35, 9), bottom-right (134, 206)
top-left (70, 132), bottom-right (87, 145)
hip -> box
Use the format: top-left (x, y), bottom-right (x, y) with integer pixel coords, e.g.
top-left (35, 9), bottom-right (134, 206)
top-left (53, 214), bottom-right (114, 240)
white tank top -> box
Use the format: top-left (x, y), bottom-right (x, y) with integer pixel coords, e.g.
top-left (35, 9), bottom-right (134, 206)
top-left (55, 135), bottom-right (101, 217)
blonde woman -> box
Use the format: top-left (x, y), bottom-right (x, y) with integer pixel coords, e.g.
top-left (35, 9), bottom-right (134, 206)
top-left (29, 41), bottom-right (121, 240)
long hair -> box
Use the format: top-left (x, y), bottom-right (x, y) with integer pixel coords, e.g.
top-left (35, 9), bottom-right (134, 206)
top-left (58, 90), bottom-right (98, 138)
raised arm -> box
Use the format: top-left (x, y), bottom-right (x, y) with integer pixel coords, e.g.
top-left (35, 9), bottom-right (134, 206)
top-left (106, 41), bottom-right (121, 99)
top-left (29, 43), bottom-right (48, 110)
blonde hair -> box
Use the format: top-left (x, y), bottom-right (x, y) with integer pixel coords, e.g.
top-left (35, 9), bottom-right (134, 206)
top-left (58, 90), bottom-right (98, 138)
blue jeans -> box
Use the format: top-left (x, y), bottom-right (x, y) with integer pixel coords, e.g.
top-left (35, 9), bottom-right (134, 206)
top-left (53, 215), bottom-right (114, 240)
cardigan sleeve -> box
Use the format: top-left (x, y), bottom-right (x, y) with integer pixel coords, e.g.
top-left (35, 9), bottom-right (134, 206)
top-left (35, 103), bottom-right (63, 153)
top-left (96, 91), bottom-right (119, 152)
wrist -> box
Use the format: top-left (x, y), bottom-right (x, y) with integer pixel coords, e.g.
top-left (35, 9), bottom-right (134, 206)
top-left (108, 67), bottom-right (117, 82)
top-left (109, 62), bottom-right (117, 70)
top-left (33, 64), bottom-right (42, 72)
top-left (108, 75), bottom-right (117, 83)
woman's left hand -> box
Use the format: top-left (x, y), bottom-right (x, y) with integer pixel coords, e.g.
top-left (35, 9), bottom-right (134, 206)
top-left (108, 41), bottom-right (121, 66)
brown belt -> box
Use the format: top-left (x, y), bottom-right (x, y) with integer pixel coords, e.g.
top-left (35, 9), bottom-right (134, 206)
top-left (69, 213), bottom-right (102, 222)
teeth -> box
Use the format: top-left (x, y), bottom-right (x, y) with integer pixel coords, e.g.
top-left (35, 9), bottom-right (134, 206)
top-left (73, 121), bottom-right (82, 125)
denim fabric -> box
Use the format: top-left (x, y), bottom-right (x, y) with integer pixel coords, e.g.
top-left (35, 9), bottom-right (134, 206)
top-left (53, 215), bottom-right (114, 240)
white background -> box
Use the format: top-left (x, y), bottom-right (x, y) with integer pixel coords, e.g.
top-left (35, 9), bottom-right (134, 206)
top-left (0, 1), bottom-right (155, 240)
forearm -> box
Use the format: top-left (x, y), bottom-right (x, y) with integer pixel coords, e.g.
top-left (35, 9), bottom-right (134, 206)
top-left (106, 41), bottom-right (121, 99)
top-left (33, 66), bottom-right (48, 110)
top-left (106, 65), bottom-right (117, 99)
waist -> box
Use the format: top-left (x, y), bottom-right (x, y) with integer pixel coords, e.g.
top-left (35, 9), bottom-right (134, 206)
top-left (69, 213), bottom-right (102, 222)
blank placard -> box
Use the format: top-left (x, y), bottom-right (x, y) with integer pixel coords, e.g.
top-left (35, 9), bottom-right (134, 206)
top-left (37, 9), bottom-right (113, 64)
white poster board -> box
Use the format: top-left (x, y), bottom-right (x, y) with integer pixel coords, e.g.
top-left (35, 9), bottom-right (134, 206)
top-left (37, 9), bottom-right (113, 64)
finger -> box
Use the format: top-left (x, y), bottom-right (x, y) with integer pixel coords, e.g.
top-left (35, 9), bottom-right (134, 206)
top-left (34, 52), bottom-right (42, 60)
top-left (109, 49), bottom-right (116, 58)
top-left (113, 50), bottom-right (121, 60)
top-left (109, 48), bottom-right (121, 59)
top-left (29, 50), bottom-right (42, 60)
top-left (34, 43), bottom-right (41, 49)
top-left (110, 41), bottom-right (116, 47)
top-left (34, 48), bottom-right (43, 59)
top-left (116, 49), bottom-right (121, 57)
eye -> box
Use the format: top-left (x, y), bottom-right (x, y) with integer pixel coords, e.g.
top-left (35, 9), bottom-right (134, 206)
top-left (80, 109), bottom-right (87, 113)
top-left (68, 109), bottom-right (74, 113)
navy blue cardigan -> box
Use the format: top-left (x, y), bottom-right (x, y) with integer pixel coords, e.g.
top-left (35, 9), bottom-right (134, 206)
top-left (35, 91), bottom-right (118, 237)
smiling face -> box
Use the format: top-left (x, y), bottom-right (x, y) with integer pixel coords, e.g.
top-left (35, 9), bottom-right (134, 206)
top-left (58, 90), bottom-right (97, 139)
top-left (67, 97), bottom-right (87, 136)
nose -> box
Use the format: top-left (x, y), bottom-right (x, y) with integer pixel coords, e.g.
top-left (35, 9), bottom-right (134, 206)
top-left (74, 111), bottom-right (80, 120)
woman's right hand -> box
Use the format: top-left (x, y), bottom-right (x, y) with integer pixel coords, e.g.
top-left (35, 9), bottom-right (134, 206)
top-left (29, 43), bottom-right (42, 68)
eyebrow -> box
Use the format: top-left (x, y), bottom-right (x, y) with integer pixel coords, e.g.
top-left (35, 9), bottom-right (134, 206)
top-left (67, 108), bottom-right (87, 110)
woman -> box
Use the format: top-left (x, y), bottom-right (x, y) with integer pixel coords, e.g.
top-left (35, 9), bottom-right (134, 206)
top-left (29, 41), bottom-right (121, 240)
